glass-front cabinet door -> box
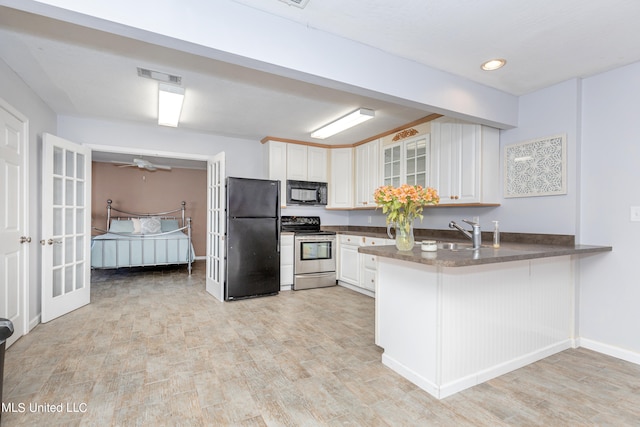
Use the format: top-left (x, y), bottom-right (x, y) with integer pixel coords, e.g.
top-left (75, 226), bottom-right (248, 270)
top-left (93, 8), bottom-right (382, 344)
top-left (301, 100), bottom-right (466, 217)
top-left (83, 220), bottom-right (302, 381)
top-left (382, 135), bottom-right (431, 188)
top-left (383, 143), bottom-right (401, 187)
top-left (404, 136), bottom-right (429, 186)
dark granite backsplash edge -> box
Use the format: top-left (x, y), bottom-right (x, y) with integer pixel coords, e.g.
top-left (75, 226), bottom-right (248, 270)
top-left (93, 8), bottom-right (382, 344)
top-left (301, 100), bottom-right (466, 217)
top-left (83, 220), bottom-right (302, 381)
top-left (322, 225), bottom-right (575, 247)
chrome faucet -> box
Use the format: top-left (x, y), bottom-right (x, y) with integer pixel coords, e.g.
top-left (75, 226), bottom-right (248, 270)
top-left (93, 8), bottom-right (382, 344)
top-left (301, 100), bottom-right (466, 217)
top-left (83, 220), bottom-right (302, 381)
top-left (449, 219), bottom-right (482, 249)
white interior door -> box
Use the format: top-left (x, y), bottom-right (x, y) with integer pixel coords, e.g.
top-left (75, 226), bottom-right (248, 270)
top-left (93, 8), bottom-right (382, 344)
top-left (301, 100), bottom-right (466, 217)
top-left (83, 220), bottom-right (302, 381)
top-left (0, 100), bottom-right (28, 347)
top-left (41, 133), bottom-right (91, 323)
top-left (206, 152), bottom-right (225, 301)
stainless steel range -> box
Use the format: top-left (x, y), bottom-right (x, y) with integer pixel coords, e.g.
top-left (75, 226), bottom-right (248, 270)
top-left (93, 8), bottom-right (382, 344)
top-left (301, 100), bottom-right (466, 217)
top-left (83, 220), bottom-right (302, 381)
top-left (281, 216), bottom-right (336, 290)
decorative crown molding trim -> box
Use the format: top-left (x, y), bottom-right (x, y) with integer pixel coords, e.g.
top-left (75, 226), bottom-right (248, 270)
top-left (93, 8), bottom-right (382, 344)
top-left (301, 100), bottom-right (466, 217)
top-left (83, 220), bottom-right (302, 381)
top-left (392, 128), bottom-right (419, 141)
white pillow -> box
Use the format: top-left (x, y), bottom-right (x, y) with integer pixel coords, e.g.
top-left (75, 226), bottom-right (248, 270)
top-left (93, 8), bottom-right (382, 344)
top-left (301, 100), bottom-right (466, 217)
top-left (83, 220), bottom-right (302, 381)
top-left (140, 217), bottom-right (162, 234)
top-left (131, 218), bottom-right (142, 234)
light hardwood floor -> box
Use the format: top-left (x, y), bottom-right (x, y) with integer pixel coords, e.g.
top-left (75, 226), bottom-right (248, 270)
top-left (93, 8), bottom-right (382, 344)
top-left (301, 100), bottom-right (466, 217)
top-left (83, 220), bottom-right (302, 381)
top-left (3, 261), bottom-right (640, 426)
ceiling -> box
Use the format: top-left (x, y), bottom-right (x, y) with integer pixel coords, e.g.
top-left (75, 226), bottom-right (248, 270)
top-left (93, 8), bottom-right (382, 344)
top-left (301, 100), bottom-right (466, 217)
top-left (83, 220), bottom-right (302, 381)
top-left (2, 1), bottom-right (640, 164)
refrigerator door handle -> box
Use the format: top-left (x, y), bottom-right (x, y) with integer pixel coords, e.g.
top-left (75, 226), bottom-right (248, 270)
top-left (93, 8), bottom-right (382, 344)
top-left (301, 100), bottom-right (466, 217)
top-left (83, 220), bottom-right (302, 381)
top-left (277, 220), bottom-right (281, 253)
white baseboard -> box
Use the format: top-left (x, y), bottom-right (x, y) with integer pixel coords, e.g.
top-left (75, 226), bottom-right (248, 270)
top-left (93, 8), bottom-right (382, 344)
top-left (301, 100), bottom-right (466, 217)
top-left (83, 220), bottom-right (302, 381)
top-left (578, 338), bottom-right (640, 365)
top-left (29, 315), bottom-right (41, 332)
top-left (382, 353), bottom-right (440, 398)
top-left (382, 340), bottom-right (572, 400)
top-left (337, 281), bottom-right (374, 298)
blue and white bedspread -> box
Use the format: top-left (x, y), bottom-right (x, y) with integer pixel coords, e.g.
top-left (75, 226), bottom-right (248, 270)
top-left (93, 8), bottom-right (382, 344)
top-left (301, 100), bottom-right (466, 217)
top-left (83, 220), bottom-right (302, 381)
top-left (91, 230), bottom-right (195, 268)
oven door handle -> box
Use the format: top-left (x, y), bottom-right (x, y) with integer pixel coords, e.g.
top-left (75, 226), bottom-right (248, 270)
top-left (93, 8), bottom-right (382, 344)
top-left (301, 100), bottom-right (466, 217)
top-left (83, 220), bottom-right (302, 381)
top-left (295, 237), bottom-right (335, 242)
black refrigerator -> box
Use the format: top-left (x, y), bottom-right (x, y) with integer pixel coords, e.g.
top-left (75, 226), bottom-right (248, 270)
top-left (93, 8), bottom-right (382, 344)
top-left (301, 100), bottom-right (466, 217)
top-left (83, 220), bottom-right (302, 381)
top-left (225, 177), bottom-right (281, 300)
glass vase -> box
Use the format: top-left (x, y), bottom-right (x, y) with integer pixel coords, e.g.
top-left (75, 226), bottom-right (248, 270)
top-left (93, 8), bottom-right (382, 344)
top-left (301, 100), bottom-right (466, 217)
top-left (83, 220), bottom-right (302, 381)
top-left (387, 220), bottom-right (415, 251)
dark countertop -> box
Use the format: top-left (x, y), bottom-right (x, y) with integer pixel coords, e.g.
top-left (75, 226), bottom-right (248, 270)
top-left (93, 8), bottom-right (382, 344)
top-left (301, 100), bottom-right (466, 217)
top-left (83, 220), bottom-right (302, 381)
top-left (323, 226), bottom-right (578, 246)
top-left (358, 242), bottom-right (612, 267)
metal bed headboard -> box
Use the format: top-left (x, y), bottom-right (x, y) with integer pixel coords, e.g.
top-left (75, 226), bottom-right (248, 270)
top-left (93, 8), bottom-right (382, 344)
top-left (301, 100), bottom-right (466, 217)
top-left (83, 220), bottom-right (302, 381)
top-left (106, 199), bottom-right (187, 230)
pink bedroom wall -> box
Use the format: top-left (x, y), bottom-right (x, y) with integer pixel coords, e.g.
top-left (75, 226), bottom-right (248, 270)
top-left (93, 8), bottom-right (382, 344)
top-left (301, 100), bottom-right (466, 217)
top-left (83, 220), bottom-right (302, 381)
top-left (91, 162), bottom-right (207, 256)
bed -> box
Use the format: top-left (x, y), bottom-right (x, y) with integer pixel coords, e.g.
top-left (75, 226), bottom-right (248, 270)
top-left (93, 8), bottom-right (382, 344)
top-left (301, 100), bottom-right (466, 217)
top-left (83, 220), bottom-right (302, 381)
top-left (91, 200), bottom-right (195, 274)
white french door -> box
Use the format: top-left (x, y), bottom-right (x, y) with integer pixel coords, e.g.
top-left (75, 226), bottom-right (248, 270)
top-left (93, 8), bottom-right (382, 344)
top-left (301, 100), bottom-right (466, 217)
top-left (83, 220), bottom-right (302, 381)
top-left (41, 133), bottom-right (91, 323)
top-left (0, 100), bottom-right (28, 347)
top-left (205, 152), bottom-right (225, 301)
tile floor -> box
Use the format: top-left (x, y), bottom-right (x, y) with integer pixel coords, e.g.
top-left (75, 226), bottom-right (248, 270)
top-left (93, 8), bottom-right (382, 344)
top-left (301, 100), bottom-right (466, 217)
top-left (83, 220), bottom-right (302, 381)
top-left (2, 261), bottom-right (640, 426)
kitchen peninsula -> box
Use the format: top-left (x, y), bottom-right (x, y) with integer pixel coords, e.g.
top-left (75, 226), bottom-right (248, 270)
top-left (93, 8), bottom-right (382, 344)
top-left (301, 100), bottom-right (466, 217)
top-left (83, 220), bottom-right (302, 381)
top-left (359, 241), bottom-right (612, 399)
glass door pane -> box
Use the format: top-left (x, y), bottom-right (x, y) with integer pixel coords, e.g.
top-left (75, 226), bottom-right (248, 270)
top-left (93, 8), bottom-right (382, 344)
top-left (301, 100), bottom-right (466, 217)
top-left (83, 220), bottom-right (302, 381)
top-left (404, 136), bottom-right (430, 187)
top-left (383, 144), bottom-right (402, 186)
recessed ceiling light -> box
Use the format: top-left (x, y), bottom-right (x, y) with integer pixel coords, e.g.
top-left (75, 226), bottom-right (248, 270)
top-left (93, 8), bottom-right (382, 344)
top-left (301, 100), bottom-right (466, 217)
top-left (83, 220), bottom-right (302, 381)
top-left (481, 59), bottom-right (506, 71)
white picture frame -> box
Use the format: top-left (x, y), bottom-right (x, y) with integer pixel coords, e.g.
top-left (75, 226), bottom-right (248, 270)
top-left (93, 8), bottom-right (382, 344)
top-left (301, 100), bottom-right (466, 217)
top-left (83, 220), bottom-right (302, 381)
top-left (504, 133), bottom-right (567, 198)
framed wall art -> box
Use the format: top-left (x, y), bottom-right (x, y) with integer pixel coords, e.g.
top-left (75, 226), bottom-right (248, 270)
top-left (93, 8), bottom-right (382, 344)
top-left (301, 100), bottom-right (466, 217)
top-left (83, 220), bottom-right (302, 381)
top-left (504, 133), bottom-right (567, 198)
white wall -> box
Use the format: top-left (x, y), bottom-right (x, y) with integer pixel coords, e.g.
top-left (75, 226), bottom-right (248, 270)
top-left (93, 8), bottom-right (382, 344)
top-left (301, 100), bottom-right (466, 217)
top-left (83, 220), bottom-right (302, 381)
top-left (578, 61), bottom-right (640, 362)
top-left (57, 116), bottom-right (264, 179)
top-left (0, 58), bottom-right (57, 328)
top-left (498, 79), bottom-right (582, 235)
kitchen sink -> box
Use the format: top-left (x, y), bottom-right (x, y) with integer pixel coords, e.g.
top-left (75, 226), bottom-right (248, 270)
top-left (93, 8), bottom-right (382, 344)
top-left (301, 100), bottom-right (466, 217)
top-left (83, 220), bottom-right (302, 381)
top-left (438, 242), bottom-right (470, 250)
top-left (437, 242), bottom-right (477, 251)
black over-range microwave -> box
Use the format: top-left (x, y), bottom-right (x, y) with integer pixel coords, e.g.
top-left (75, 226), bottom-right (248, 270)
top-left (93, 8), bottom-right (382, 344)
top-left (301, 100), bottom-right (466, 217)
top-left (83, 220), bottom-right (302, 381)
top-left (286, 180), bottom-right (328, 206)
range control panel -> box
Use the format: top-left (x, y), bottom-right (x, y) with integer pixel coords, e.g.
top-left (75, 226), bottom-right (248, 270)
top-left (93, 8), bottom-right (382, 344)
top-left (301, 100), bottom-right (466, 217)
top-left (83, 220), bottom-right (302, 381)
top-left (281, 216), bottom-right (321, 232)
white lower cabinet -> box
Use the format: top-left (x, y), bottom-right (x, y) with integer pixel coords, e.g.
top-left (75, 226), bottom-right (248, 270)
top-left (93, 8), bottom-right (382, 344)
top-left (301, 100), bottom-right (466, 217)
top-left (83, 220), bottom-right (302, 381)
top-left (360, 237), bottom-right (389, 293)
top-left (361, 255), bottom-right (377, 292)
top-left (338, 235), bottom-right (360, 286)
top-left (338, 234), bottom-right (392, 297)
top-left (280, 233), bottom-right (294, 290)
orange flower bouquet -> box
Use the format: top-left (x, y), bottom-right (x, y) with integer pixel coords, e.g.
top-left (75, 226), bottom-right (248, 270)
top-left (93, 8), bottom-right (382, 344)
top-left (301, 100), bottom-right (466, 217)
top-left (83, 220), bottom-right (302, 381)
top-left (374, 184), bottom-right (439, 250)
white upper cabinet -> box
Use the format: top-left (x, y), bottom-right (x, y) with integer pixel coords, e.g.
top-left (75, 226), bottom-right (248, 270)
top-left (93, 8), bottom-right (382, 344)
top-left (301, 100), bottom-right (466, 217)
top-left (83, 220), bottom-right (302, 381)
top-left (263, 140), bottom-right (288, 207)
top-left (307, 146), bottom-right (328, 182)
top-left (382, 134), bottom-right (431, 188)
top-left (432, 119), bottom-right (499, 204)
top-left (328, 147), bottom-right (353, 209)
top-left (287, 144), bottom-right (327, 182)
top-left (286, 144), bottom-right (307, 181)
top-left (355, 139), bottom-right (380, 208)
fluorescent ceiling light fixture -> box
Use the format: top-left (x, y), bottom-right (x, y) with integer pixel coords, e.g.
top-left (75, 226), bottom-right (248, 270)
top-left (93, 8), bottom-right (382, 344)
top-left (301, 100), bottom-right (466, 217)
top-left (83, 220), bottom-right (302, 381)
top-left (279, 0), bottom-right (310, 8)
top-left (311, 108), bottom-right (375, 139)
top-left (158, 83), bottom-right (185, 127)
top-left (481, 58), bottom-right (507, 71)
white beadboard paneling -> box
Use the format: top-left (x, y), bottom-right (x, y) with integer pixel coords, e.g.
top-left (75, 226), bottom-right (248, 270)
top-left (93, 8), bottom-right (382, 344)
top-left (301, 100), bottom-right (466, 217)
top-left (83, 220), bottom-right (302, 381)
top-left (377, 259), bottom-right (439, 384)
top-left (439, 260), bottom-right (531, 384)
top-left (376, 255), bottom-right (575, 399)
top-left (439, 257), bottom-right (573, 384)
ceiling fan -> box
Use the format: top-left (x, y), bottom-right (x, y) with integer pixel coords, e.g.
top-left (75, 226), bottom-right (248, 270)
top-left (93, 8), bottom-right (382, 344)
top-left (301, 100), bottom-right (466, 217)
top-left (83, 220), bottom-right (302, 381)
top-left (111, 158), bottom-right (172, 171)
